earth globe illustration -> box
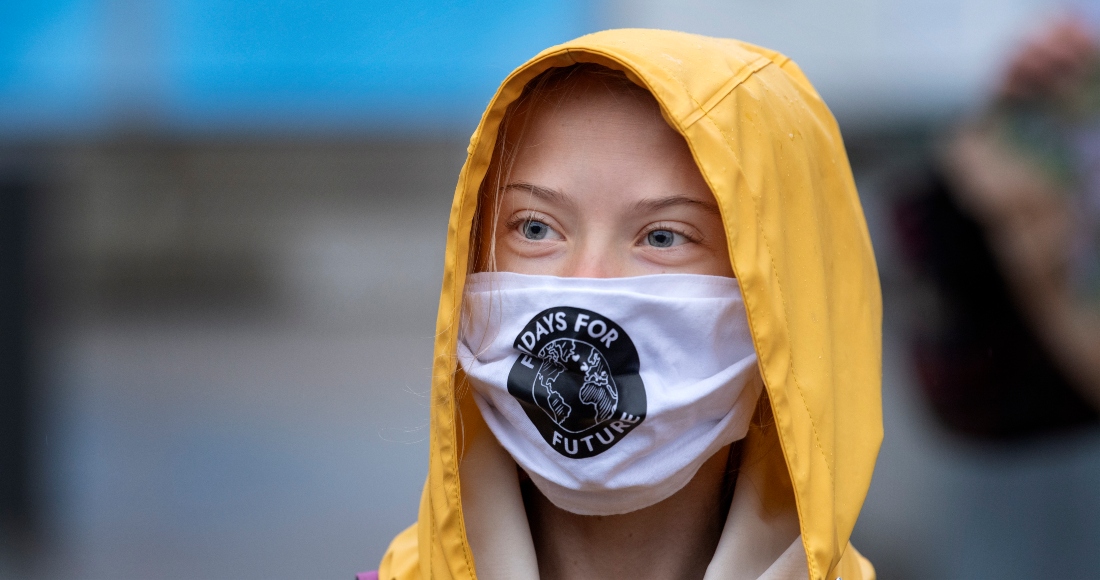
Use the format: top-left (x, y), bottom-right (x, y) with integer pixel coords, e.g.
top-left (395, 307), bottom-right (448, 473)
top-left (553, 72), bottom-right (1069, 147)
top-left (533, 338), bottom-right (619, 433)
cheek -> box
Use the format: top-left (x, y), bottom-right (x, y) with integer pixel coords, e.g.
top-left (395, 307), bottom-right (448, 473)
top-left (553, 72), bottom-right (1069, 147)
top-left (634, 246), bottom-right (734, 277)
top-left (494, 248), bottom-right (567, 276)
top-left (700, 232), bottom-right (735, 278)
top-left (490, 220), bottom-right (571, 274)
top-left (701, 251), bottom-right (736, 277)
top-left (691, 215), bottom-right (734, 277)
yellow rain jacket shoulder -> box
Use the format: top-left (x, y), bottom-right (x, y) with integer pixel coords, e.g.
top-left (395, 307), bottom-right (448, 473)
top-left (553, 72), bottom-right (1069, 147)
top-left (378, 28), bottom-right (882, 580)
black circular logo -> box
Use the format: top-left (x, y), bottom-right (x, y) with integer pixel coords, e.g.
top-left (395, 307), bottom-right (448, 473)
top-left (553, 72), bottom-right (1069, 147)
top-left (507, 307), bottom-right (646, 458)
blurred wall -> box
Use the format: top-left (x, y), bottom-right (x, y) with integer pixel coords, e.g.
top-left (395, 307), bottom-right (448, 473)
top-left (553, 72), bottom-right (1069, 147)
top-left (2, 138), bottom-right (468, 578)
top-left (1, 0), bottom-right (594, 136)
top-left (609, 0), bottom-right (1062, 128)
top-left (3, 0), bottom-right (1072, 137)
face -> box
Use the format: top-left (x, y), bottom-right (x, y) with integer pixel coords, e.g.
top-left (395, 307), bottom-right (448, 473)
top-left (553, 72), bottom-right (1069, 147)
top-left (480, 78), bottom-right (734, 278)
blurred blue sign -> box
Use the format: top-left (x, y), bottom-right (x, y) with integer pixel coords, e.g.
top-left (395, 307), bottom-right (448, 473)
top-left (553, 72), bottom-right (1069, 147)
top-left (0, 1), bottom-right (594, 136)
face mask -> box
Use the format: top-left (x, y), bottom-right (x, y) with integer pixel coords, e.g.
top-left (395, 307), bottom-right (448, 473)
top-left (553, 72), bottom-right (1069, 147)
top-left (457, 271), bottom-right (762, 516)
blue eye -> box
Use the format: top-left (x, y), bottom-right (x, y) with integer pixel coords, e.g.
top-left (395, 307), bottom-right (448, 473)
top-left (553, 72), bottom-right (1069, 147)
top-left (522, 220), bottom-right (551, 240)
top-left (647, 229), bottom-right (677, 248)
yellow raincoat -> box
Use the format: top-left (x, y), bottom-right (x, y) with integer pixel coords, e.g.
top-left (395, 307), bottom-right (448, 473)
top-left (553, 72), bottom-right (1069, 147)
top-left (378, 29), bottom-right (882, 580)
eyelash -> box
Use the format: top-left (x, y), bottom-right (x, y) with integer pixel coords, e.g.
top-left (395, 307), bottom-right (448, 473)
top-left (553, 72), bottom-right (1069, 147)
top-left (640, 223), bottom-right (700, 246)
top-left (505, 213), bottom-right (536, 229)
top-left (503, 214), bottom-right (701, 246)
top-left (505, 212), bottom-right (557, 239)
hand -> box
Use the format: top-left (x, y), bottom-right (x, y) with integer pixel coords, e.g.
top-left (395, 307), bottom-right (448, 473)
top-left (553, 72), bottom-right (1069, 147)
top-left (1000, 16), bottom-right (1096, 102)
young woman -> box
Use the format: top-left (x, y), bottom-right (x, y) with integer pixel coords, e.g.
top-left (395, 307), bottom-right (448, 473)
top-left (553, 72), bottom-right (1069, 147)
top-left (368, 29), bottom-right (882, 580)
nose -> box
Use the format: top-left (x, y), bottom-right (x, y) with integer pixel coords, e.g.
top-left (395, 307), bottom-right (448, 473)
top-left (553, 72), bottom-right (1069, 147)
top-left (563, 243), bottom-right (624, 278)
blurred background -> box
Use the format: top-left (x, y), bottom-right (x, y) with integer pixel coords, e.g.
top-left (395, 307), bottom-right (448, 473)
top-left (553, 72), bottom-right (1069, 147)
top-left (3, 1), bottom-right (1100, 578)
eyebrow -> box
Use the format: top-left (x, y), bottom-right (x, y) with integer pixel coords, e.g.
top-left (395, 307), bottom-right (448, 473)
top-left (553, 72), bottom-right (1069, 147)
top-left (503, 182), bottom-right (577, 210)
top-left (503, 183), bottom-right (721, 217)
top-left (630, 195), bottom-right (722, 217)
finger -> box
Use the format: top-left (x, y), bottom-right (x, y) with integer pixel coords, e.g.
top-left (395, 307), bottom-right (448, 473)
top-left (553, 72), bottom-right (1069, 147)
top-left (1031, 34), bottom-right (1091, 71)
top-left (1010, 35), bottom-right (1094, 96)
top-left (1000, 17), bottom-right (1098, 100)
top-left (1004, 49), bottom-right (1062, 97)
top-left (1056, 17), bottom-right (1096, 54)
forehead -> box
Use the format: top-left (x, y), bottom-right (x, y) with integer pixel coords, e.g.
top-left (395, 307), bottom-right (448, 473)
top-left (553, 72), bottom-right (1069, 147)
top-left (502, 74), bottom-right (711, 205)
top-left (511, 74), bottom-right (669, 151)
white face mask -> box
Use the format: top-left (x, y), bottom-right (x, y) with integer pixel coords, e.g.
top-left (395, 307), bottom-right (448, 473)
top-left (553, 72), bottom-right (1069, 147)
top-left (457, 272), bottom-right (762, 516)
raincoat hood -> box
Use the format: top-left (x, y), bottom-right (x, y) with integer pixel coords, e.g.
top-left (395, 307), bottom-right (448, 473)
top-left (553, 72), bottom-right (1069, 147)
top-left (379, 29), bottom-right (882, 580)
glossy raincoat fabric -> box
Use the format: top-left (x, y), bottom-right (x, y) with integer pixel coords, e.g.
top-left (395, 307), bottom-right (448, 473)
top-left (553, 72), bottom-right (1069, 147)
top-left (377, 28), bottom-right (882, 580)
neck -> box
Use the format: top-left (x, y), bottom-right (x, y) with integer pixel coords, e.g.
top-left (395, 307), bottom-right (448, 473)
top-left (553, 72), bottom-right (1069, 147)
top-left (524, 445), bottom-right (735, 580)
